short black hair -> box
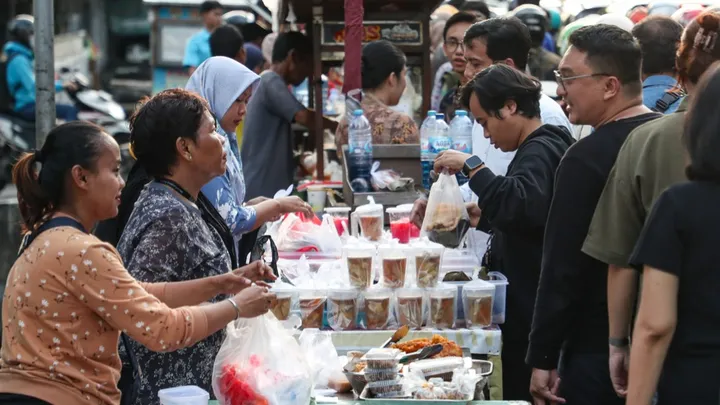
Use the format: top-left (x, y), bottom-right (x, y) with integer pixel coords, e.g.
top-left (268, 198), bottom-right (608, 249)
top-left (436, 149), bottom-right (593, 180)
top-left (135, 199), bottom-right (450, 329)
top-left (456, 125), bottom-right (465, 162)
top-left (460, 64), bottom-right (541, 119)
top-left (272, 31), bottom-right (312, 64)
top-left (632, 16), bottom-right (683, 75)
top-left (210, 25), bottom-right (245, 58)
top-left (684, 62), bottom-right (720, 182)
top-left (443, 11), bottom-right (479, 41)
top-left (463, 17), bottom-right (532, 70)
top-left (459, 1), bottom-right (490, 19)
top-left (241, 23), bottom-right (270, 43)
top-left (361, 40), bottom-right (406, 90)
top-left (200, 1), bottom-right (222, 14)
top-left (130, 88), bottom-right (211, 178)
top-left (569, 24), bottom-right (642, 95)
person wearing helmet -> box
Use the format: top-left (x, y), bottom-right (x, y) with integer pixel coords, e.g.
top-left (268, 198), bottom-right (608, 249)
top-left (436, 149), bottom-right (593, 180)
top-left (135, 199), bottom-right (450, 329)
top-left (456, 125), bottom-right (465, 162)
top-left (512, 4), bottom-right (561, 81)
top-left (182, 1), bottom-right (224, 74)
top-left (671, 4), bottom-right (706, 27)
top-left (2, 15), bottom-right (78, 122)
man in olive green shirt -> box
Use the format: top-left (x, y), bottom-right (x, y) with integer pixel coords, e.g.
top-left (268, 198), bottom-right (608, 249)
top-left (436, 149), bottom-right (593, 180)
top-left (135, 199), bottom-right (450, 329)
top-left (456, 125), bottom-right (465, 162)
top-left (581, 97), bottom-right (689, 397)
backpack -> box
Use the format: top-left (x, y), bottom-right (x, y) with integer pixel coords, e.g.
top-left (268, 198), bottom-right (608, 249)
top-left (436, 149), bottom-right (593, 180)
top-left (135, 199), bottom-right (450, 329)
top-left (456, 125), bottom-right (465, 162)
top-left (652, 91), bottom-right (684, 114)
top-left (0, 53), bottom-right (19, 113)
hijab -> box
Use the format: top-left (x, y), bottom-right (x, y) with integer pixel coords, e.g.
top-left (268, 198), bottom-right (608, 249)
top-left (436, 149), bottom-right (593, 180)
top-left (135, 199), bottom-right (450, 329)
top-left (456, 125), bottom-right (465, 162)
top-left (185, 56), bottom-right (260, 129)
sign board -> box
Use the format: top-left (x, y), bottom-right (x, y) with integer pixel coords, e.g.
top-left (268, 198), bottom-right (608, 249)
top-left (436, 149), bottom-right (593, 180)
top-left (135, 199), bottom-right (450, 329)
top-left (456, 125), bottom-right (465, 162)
top-left (321, 21), bottom-right (423, 46)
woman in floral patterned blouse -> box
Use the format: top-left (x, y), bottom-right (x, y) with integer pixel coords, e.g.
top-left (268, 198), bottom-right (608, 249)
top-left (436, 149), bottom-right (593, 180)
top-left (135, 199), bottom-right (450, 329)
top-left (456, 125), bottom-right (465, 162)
top-left (335, 40), bottom-right (420, 153)
top-left (0, 119), bottom-right (276, 405)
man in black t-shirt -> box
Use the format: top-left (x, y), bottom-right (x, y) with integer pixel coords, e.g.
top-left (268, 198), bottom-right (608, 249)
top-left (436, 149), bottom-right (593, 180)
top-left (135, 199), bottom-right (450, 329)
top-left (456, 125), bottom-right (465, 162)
top-left (526, 25), bottom-right (660, 404)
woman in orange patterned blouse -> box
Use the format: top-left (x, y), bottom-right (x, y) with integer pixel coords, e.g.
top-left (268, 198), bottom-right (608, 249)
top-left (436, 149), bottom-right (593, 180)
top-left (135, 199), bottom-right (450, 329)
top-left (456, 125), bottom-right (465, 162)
top-left (0, 118), bottom-right (275, 404)
top-left (335, 40), bottom-right (420, 154)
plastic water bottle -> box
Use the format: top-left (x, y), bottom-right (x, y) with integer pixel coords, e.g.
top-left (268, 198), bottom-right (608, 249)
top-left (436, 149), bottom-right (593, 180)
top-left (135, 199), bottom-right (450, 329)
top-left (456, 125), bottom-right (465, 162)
top-left (430, 113), bottom-right (452, 156)
top-left (420, 110), bottom-right (437, 189)
top-left (450, 110), bottom-right (474, 185)
top-left (348, 109), bottom-right (373, 192)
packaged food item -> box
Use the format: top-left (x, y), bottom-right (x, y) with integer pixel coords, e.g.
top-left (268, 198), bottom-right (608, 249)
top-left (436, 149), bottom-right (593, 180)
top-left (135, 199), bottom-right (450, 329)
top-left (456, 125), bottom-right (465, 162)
top-left (363, 288), bottom-right (393, 330)
top-left (392, 335), bottom-right (462, 358)
top-left (394, 287), bottom-right (425, 329)
top-left (343, 242), bottom-right (375, 288)
top-left (428, 284), bottom-right (457, 329)
top-left (487, 271), bottom-right (508, 324)
top-left (325, 207), bottom-right (351, 236)
top-left (420, 172), bottom-right (471, 248)
top-left (408, 357), bottom-right (464, 381)
top-left (298, 290), bottom-right (326, 329)
top-left (378, 243), bottom-right (409, 288)
top-left (367, 378), bottom-right (404, 395)
top-left (461, 279), bottom-right (496, 328)
top-left (351, 198), bottom-right (384, 241)
top-left (411, 240), bottom-right (444, 288)
top-left (269, 283), bottom-right (297, 321)
top-left (387, 206), bottom-right (413, 244)
top-left (363, 366), bottom-right (399, 382)
top-left (327, 288), bottom-right (359, 331)
top-left (361, 348), bottom-right (403, 369)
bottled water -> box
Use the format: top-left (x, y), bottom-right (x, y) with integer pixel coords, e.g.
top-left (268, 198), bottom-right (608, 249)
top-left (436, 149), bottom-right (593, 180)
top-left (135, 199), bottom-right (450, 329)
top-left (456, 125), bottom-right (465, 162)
top-left (348, 109), bottom-right (373, 192)
top-left (450, 110), bottom-right (474, 185)
top-left (420, 110), bottom-right (437, 189)
top-left (430, 113), bottom-right (452, 155)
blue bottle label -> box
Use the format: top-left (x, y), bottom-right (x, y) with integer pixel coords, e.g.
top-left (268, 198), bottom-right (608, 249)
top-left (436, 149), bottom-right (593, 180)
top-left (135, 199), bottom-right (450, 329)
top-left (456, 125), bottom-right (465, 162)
top-left (453, 140), bottom-right (472, 154)
top-left (429, 136), bottom-right (452, 154)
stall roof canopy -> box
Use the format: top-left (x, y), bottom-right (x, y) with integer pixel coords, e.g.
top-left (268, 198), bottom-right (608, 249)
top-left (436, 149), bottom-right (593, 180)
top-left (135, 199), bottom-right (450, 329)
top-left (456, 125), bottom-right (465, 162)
top-left (279, 0), bottom-right (445, 22)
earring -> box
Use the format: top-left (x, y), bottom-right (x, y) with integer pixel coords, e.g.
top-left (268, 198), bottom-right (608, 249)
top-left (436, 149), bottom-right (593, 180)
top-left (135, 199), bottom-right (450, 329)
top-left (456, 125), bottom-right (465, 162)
top-left (186, 154), bottom-right (192, 161)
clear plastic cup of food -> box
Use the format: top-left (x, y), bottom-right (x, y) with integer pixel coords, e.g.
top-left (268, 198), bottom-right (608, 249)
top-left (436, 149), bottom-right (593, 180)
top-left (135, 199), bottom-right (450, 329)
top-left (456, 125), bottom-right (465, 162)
top-left (378, 243), bottom-right (409, 289)
top-left (394, 287), bottom-right (426, 329)
top-left (411, 240), bottom-right (445, 288)
top-left (351, 200), bottom-right (384, 241)
top-left (269, 283), bottom-right (298, 321)
top-left (327, 287), bottom-right (360, 331)
top-left (325, 206), bottom-right (352, 236)
top-left (462, 279), bottom-right (496, 328)
top-left (298, 289), bottom-right (327, 329)
top-left (428, 283), bottom-right (457, 330)
top-left (344, 243), bottom-right (376, 289)
top-left (363, 287), bottom-right (393, 330)
top-left (387, 205), bottom-right (413, 244)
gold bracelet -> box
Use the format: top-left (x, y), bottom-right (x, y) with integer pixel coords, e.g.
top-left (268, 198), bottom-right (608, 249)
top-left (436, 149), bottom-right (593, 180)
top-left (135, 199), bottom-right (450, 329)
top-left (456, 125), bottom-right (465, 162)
top-left (227, 297), bottom-right (241, 320)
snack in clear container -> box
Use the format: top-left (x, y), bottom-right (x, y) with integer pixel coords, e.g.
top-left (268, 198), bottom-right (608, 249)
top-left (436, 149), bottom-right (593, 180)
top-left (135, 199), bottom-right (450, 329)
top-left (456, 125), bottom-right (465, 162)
top-left (411, 240), bottom-right (444, 288)
top-left (325, 206), bottom-right (351, 236)
top-left (269, 283), bottom-right (297, 321)
top-left (351, 199), bottom-right (384, 241)
top-left (367, 378), bottom-right (404, 395)
top-left (394, 287), bottom-right (425, 329)
top-left (461, 279), bottom-right (496, 328)
top-left (298, 290), bottom-right (326, 329)
top-left (363, 366), bottom-right (399, 382)
top-left (428, 284), bottom-right (457, 329)
top-left (344, 243), bottom-right (375, 288)
top-left (362, 348), bottom-right (402, 369)
top-left (378, 243), bottom-right (409, 288)
top-left (408, 357), bottom-right (464, 381)
top-left (327, 288), bottom-right (359, 330)
top-left (363, 288), bottom-right (392, 330)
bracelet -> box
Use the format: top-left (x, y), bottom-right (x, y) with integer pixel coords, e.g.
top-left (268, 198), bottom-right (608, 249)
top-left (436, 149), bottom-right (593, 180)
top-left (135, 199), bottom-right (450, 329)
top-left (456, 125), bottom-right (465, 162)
top-left (609, 337), bottom-right (630, 348)
top-left (227, 297), bottom-right (242, 320)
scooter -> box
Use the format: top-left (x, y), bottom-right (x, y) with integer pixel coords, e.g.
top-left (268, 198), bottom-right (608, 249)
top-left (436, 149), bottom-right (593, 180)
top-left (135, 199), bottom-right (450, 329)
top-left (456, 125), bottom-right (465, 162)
top-left (0, 71), bottom-right (133, 191)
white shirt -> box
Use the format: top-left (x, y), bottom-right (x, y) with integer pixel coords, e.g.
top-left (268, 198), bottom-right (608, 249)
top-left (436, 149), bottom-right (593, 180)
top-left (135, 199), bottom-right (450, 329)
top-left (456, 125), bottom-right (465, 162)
top-left (461, 94), bottom-right (572, 262)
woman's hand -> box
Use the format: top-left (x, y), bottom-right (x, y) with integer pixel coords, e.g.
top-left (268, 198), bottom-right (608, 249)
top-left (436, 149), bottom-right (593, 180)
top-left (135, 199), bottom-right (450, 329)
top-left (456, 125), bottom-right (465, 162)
top-left (236, 260), bottom-right (276, 283)
top-left (466, 202), bottom-right (482, 228)
top-left (434, 150), bottom-right (473, 175)
top-left (246, 196), bottom-right (269, 206)
top-left (277, 196), bottom-right (314, 217)
top-left (219, 262), bottom-right (275, 295)
top-left (233, 285), bottom-right (277, 318)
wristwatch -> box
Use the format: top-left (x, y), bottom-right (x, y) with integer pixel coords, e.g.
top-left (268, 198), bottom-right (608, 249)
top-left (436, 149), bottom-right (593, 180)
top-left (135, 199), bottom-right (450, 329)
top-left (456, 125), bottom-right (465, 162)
top-left (609, 337), bottom-right (630, 348)
top-left (462, 155), bottom-right (484, 178)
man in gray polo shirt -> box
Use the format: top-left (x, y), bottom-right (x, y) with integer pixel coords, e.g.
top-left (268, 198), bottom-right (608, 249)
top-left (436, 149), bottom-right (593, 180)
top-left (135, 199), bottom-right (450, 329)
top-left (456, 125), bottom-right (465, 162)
top-left (241, 31), bottom-right (338, 199)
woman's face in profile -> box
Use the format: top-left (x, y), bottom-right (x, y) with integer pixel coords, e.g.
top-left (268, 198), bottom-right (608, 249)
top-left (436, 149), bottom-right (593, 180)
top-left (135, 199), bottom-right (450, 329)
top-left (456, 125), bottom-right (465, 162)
top-left (188, 110), bottom-right (227, 182)
top-left (389, 66), bottom-right (408, 106)
top-left (82, 134), bottom-right (126, 221)
top-left (220, 87), bottom-right (253, 133)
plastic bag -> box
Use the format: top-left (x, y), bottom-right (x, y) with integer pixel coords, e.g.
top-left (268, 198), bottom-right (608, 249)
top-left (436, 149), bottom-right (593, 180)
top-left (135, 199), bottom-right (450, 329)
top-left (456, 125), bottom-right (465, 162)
top-left (267, 212), bottom-right (342, 253)
top-left (370, 161), bottom-right (414, 191)
top-left (298, 329), bottom-right (342, 389)
top-left (420, 171), bottom-right (470, 248)
top-left (212, 314), bottom-right (313, 405)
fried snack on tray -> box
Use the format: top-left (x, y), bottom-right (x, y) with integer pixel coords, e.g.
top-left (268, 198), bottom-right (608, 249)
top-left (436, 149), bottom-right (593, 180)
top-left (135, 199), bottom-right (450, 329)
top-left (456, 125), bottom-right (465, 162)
top-left (391, 335), bottom-right (462, 358)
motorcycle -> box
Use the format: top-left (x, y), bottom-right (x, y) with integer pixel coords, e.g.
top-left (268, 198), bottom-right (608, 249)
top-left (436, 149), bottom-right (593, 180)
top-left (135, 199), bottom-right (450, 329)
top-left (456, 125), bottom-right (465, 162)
top-left (0, 70), bottom-right (133, 191)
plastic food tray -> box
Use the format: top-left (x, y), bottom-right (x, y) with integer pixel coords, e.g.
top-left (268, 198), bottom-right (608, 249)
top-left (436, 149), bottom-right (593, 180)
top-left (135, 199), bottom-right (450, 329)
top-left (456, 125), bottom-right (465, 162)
top-left (408, 357), bottom-right (465, 378)
top-left (364, 366), bottom-right (400, 382)
top-left (362, 348), bottom-right (403, 369)
top-left (359, 386), bottom-right (470, 403)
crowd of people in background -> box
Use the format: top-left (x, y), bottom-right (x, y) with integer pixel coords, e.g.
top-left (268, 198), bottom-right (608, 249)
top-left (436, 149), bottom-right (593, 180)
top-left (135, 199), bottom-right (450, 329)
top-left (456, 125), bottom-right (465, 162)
top-left (1, 0), bottom-right (720, 404)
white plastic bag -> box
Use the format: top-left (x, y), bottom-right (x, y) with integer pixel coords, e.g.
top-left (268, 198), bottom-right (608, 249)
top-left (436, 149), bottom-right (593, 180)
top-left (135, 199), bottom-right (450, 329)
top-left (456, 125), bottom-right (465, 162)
top-left (267, 213), bottom-right (342, 253)
top-left (212, 314), bottom-right (313, 405)
top-left (298, 329), bottom-right (341, 389)
top-left (420, 171), bottom-right (471, 248)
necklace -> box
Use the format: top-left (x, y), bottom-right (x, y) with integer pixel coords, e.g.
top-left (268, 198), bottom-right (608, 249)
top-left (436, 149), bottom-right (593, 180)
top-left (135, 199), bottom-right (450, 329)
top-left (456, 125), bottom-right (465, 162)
top-left (155, 178), bottom-right (196, 203)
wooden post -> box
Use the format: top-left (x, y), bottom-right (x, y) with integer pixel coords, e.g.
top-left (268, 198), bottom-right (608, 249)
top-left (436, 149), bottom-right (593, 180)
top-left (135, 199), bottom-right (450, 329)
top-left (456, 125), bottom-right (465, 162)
top-left (312, 5), bottom-right (324, 179)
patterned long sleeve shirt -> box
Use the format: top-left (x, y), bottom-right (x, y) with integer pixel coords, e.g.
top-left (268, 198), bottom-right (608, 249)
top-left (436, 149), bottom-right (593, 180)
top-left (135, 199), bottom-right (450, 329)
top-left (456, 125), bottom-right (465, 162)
top-left (0, 227), bottom-right (210, 405)
top-left (116, 182), bottom-right (232, 405)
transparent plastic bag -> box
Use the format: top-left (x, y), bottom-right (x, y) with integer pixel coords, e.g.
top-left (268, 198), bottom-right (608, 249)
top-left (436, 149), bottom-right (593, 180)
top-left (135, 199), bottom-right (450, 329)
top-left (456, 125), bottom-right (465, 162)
top-left (212, 313), bottom-right (313, 405)
top-left (267, 212), bottom-right (342, 253)
top-left (420, 171), bottom-right (471, 248)
top-left (298, 329), bottom-right (341, 389)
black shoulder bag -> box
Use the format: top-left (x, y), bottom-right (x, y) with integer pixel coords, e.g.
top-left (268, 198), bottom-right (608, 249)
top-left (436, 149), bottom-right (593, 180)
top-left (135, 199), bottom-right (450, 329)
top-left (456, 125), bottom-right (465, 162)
top-left (19, 217), bottom-right (141, 405)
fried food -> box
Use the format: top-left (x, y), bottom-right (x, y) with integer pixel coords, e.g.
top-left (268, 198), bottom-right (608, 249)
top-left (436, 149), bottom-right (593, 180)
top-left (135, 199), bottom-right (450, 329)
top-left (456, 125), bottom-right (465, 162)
top-left (391, 335), bottom-right (462, 358)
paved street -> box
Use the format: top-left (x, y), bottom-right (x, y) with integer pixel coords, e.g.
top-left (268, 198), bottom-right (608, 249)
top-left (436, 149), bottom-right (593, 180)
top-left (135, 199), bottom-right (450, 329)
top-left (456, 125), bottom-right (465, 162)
top-left (0, 185), bottom-right (16, 203)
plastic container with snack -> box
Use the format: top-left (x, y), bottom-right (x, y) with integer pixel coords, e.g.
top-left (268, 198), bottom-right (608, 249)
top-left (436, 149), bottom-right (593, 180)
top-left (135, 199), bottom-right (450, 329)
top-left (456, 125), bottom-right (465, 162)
top-left (343, 242), bottom-right (376, 289)
top-left (351, 198), bottom-right (384, 241)
top-left (363, 366), bottom-right (400, 382)
top-left (394, 287), bottom-right (426, 329)
top-left (298, 289), bottom-right (327, 329)
top-left (408, 357), bottom-right (465, 381)
top-left (361, 348), bottom-right (403, 369)
top-left (327, 287), bottom-right (360, 331)
top-left (269, 283), bottom-right (298, 321)
top-left (378, 243), bottom-right (409, 289)
top-left (367, 378), bottom-right (405, 396)
top-left (363, 287), bottom-right (393, 330)
top-left (387, 205), bottom-right (413, 244)
top-left (487, 271), bottom-right (508, 324)
top-left (411, 240), bottom-right (445, 288)
top-left (428, 283), bottom-right (457, 329)
top-left (461, 279), bottom-right (495, 328)
top-left (325, 206), bottom-right (352, 237)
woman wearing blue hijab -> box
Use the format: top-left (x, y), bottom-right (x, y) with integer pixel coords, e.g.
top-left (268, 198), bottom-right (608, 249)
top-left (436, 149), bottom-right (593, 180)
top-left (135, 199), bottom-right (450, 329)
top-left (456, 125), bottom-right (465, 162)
top-left (186, 57), bottom-right (312, 263)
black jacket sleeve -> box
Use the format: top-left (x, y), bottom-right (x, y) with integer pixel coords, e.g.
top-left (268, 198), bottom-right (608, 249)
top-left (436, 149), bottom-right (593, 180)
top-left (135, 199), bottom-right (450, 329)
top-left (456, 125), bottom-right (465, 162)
top-left (526, 154), bottom-right (604, 369)
top-left (468, 142), bottom-right (557, 233)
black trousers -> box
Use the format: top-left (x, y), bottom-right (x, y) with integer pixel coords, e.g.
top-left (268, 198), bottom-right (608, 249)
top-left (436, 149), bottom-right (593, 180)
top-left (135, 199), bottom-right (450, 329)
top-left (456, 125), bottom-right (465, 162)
top-left (501, 340), bottom-right (533, 401)
top-left (559, 352), bottom-right (626, 405)
top-left (0, 393), bottom-right (52, 405)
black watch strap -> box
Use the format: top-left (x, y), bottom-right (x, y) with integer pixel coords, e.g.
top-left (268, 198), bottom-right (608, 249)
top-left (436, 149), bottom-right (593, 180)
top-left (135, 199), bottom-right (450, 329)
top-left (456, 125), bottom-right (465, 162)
top-left (609, 337), bottom-right (630, 347)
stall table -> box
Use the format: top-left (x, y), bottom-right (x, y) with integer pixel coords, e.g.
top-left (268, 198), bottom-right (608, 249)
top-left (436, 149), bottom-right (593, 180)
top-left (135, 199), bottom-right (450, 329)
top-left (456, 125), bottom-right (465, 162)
top-left (209, 399), bottom-right (529, 404)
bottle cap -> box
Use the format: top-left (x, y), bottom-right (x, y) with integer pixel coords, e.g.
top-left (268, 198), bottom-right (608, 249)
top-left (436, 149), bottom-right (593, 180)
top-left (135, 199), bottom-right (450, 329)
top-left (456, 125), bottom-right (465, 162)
top-left (436, 113), bottom-right (445, 120)
top-left (427, 110), bottom-right (437, 117)
top-left (455, 110), bottom-right (467, 117)
top-left (353, 109), bottom-right (363, 116)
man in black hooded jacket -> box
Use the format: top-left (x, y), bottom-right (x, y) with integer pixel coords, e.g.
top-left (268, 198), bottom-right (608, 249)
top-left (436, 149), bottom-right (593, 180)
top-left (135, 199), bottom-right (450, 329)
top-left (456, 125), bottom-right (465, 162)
top-left (434, 64), bottom-right (574, 401)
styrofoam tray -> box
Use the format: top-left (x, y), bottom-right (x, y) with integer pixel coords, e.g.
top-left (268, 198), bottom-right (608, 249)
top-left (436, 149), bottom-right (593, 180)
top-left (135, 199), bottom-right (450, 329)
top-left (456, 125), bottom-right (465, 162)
top-left (359, 386), bottom-right (471, 403)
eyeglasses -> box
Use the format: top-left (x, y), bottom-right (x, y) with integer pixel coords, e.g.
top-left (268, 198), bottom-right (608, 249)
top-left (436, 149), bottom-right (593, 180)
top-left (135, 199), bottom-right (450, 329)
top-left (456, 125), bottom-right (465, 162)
top-left (445, 39), bottom-right (465, 53)
top-left (554, 70), bottom-right (612, 92)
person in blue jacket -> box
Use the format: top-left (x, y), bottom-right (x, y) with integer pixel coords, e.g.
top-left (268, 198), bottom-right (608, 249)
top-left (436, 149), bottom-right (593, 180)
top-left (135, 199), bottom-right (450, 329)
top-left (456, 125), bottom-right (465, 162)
top-left (183, 1), bottom-right (224, 75)
top-left (3, 15), bottom-right (78, 122)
